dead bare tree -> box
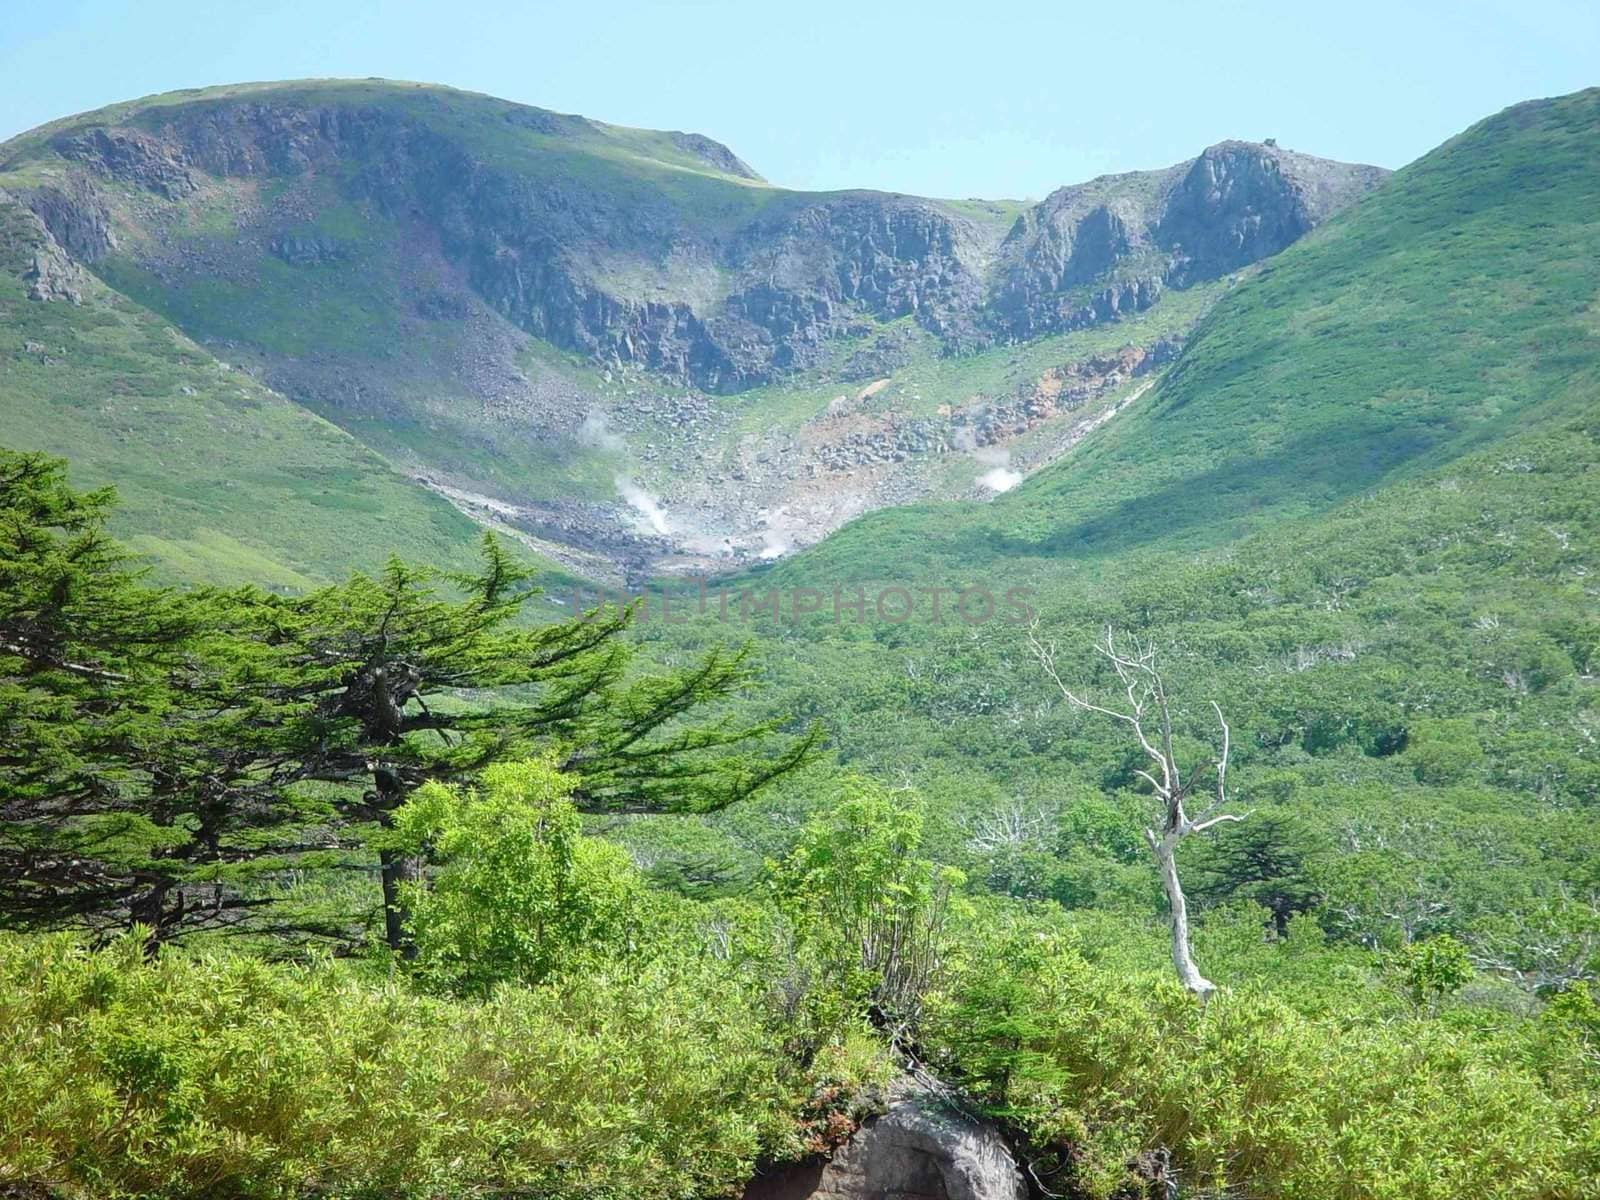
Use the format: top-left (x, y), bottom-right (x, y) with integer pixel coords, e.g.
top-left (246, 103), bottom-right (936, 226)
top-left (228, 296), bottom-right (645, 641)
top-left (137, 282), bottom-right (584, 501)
top-left (1029, 625), bottom-right (1244, 1001)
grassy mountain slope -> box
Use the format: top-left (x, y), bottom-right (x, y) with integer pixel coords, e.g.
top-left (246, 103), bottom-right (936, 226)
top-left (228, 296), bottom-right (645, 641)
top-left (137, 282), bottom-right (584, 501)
top-left (625, 91), bottom-right (1600, 971)
top-left (0, 79), bottom-right (1383, 582)
top-left (782, 88), bottom-right (1600, 583)
top-left (0, 192), bottom-right (506, 588)
top-left (0, 78), bottom-right (769, 185)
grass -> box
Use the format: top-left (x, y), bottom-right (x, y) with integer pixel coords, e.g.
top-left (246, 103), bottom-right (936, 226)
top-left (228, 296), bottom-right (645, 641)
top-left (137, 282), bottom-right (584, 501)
top-left (776, 87), bottom-right (1600, 584)
top-left (0, 194), bottom-right (546, 589)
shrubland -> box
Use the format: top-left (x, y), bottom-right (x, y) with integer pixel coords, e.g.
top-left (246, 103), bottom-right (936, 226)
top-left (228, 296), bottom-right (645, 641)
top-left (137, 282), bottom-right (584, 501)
top-left (4, 85), bottom-right (1600, 1200)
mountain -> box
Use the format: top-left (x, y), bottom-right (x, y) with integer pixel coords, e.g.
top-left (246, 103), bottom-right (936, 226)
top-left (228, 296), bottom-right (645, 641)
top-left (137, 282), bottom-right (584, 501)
top-left (639, 88), bottom-right (1600, 991)
top-left (0, 188), bottom-right (495, 588)
top-left (0, 79), bottom-right (1385, 582)
top-left (989, 140), bottom-right (1386, 338)
top-left (780, 86), bottom-right (1600, 583)
top-left (5, 77), bottom-right (1600, 1200)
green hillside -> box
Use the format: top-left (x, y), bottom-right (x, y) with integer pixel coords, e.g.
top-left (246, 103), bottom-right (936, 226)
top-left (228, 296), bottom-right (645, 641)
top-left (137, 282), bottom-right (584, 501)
top-left (784, 87), bottom-right (1600, 582)
top-left (634, 89), bottom-right (1600, 981)
top-left (1, 78), bottom-right (772, 186)
top-left (0, 192), bottom-right (506, 588)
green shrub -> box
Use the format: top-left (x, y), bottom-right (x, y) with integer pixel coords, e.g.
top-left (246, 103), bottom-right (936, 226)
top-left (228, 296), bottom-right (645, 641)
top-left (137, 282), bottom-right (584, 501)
top-left (395, 758), bottom-right (644, 995)
top-left (771, 778), bottom-right (966, 1033)
top-left (925, 913), bottom-right (1600, 1200)
top-left (0, 929), bottom-right (883, 1200)
top-left (1394, 934), bottom-right (1475, 1010)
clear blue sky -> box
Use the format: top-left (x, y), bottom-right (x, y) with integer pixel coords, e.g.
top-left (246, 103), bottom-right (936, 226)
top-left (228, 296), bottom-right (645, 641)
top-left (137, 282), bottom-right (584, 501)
top-left (2, 0), bottom-right (1595, 199)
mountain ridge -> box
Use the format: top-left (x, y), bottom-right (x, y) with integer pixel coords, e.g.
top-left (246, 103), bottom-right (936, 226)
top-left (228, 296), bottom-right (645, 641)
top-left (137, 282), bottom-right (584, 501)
top-left (0, 79), bottom-right (1389, 583)
top-left (0, 78), bottom-right (1386, 391)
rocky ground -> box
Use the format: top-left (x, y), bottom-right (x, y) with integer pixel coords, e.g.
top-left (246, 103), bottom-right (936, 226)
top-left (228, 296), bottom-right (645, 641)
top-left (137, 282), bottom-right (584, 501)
top-left (412, 334), bottom-right (1185, 584)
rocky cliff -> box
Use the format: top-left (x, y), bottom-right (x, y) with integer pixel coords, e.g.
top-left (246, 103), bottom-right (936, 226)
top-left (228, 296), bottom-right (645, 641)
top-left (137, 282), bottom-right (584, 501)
top-left (2, 82), bottom-right (1385, 394)
top-left (988, 141), bottom-right (1391, 338)
top-left (0, 80), bottom-right (1390, 580)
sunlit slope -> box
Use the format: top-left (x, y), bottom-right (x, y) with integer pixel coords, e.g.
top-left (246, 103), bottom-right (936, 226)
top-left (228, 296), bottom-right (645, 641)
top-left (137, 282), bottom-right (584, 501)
top-left (780, 87), bottom-right (1600, 583)
top-left (0, 192), bottom-right (497, 588)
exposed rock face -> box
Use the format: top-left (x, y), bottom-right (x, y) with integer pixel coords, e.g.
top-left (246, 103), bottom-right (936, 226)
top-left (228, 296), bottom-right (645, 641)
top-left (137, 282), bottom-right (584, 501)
top-left (728, 194), bottom-right (990, 342)
top-left (1157, 141), bottom-right (1389, 286)
top-left (988, 142), bottom-right (1390, 338)
top-left (20, 180), bottom-right (115, 262)
top-left (1, 85), bottom-right (1386, 392)
top-left (52, 126), bottom-right (199, 198)
top-left (0, 191), bottom-right (89, 302)
top-left (746, 1088), bottom-right (1025, 1200)
top-left (668, 130), bottom-right (764, 181)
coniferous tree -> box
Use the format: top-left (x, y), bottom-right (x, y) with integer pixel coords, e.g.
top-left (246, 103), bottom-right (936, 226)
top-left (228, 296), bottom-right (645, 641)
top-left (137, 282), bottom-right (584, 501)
top-left (223, 536), bottom-right (819, 952)
top-left (1, 450), bottom-right (817, 949)
top-left (1, 450), bottom-right (199, 934)
top-left (1189, 814), bottom-right (1326, 936)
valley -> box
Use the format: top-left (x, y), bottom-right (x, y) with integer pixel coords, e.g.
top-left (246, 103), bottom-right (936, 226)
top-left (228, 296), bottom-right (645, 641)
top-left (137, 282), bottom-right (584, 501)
top-left (0, 79), bottom-right (1382, 582)
top-left (3, 65), bottom-right (1599, 1200)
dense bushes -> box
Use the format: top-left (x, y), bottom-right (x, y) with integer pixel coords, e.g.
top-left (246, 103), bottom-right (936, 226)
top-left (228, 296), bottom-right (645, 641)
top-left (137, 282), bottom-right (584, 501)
top-left (772, 778), bottom-right (965, 1033)
top-left (5, 791), bottom-right (1600, 1199)
top-left (926, 909), bottom-right (1600, 1199)
top-left (6, 440), bottom-right (1600, 1198)
top-left (394, 758), bottom-right (645, 994)
top-left (0, 928), bottom-right (887, 1200)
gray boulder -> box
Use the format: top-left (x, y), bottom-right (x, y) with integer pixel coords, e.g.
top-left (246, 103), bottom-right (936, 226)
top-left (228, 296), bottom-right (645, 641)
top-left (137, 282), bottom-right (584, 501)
top-left (746, 1085), bottom-right (1025, 1200)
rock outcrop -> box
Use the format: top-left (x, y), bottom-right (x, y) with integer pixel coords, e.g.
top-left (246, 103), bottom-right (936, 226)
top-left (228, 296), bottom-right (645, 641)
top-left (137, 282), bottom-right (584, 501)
top-left (988, 141), bottom-right (1390, 339)
top-left (0, 191), bottom-right (90, 302)
top-left (745, 1087), bottom-right (1025, 1200)
top-left (0, 82), bottom-right (1387, 392)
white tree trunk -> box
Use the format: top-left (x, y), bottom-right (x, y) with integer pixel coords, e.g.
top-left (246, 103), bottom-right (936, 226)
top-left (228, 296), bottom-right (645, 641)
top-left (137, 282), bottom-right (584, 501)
top-left (1151, 830), bottom-right (1215, 998)
top-left (1028, 627), bottom-right (1238, 1003)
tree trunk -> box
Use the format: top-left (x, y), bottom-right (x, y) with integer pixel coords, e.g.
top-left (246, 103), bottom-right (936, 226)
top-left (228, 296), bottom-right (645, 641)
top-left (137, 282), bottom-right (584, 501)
top-left (379, 849), bottom-right (421, 959)
top-left (1151, 832), bottom-right (1215, 999)
top-left (129, 880), bottom-right (173, 957)
top-left (372, 764), bottom-right (422, 959)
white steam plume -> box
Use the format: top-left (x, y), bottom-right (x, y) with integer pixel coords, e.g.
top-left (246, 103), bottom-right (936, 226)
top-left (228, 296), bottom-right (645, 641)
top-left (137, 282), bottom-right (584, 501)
top-left (978, 466), bottom-right (1022, 493)
top-left (616, 476), bottom-right (671, 536)
top-left (757, 507), bottom-right (794, 560)
top-left (954, 424), bottom-right (1022, 491)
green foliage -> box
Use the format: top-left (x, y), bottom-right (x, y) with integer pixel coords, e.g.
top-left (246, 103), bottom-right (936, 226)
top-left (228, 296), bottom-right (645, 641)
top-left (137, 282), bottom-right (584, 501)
top-left (1542, 982), bottom-right (1600, 1046)
top-left (396, 759), bottom-right (644, 994)
top-left (1188, 813), bottom-right (1327, 935)
top-left (1402, 718), bottom-right (1486, 785)
top-left (0, 464), bottom-right (814, 946)
top-left (0, 449), bottom-right (319, 939)
top-left (773, 778), bottom-right (965, 1031)
top-left (1395, 934), bottom-right (1475, 1010)
top-left (926, 910), bottom-right (1600, 1200)
top-left (0, 928), bottom-right (878, 1200)
top-left (0, 447), bottom-right (181, 817)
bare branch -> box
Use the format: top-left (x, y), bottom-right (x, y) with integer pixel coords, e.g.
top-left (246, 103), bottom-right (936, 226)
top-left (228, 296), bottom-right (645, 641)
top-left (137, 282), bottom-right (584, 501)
top-left (1211, 700), bottom-right (1231, 808)
top-left (1188, 812), bottom-right (1246, 834)
top-left (1026, 624), bottom-right (1247, 1001)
